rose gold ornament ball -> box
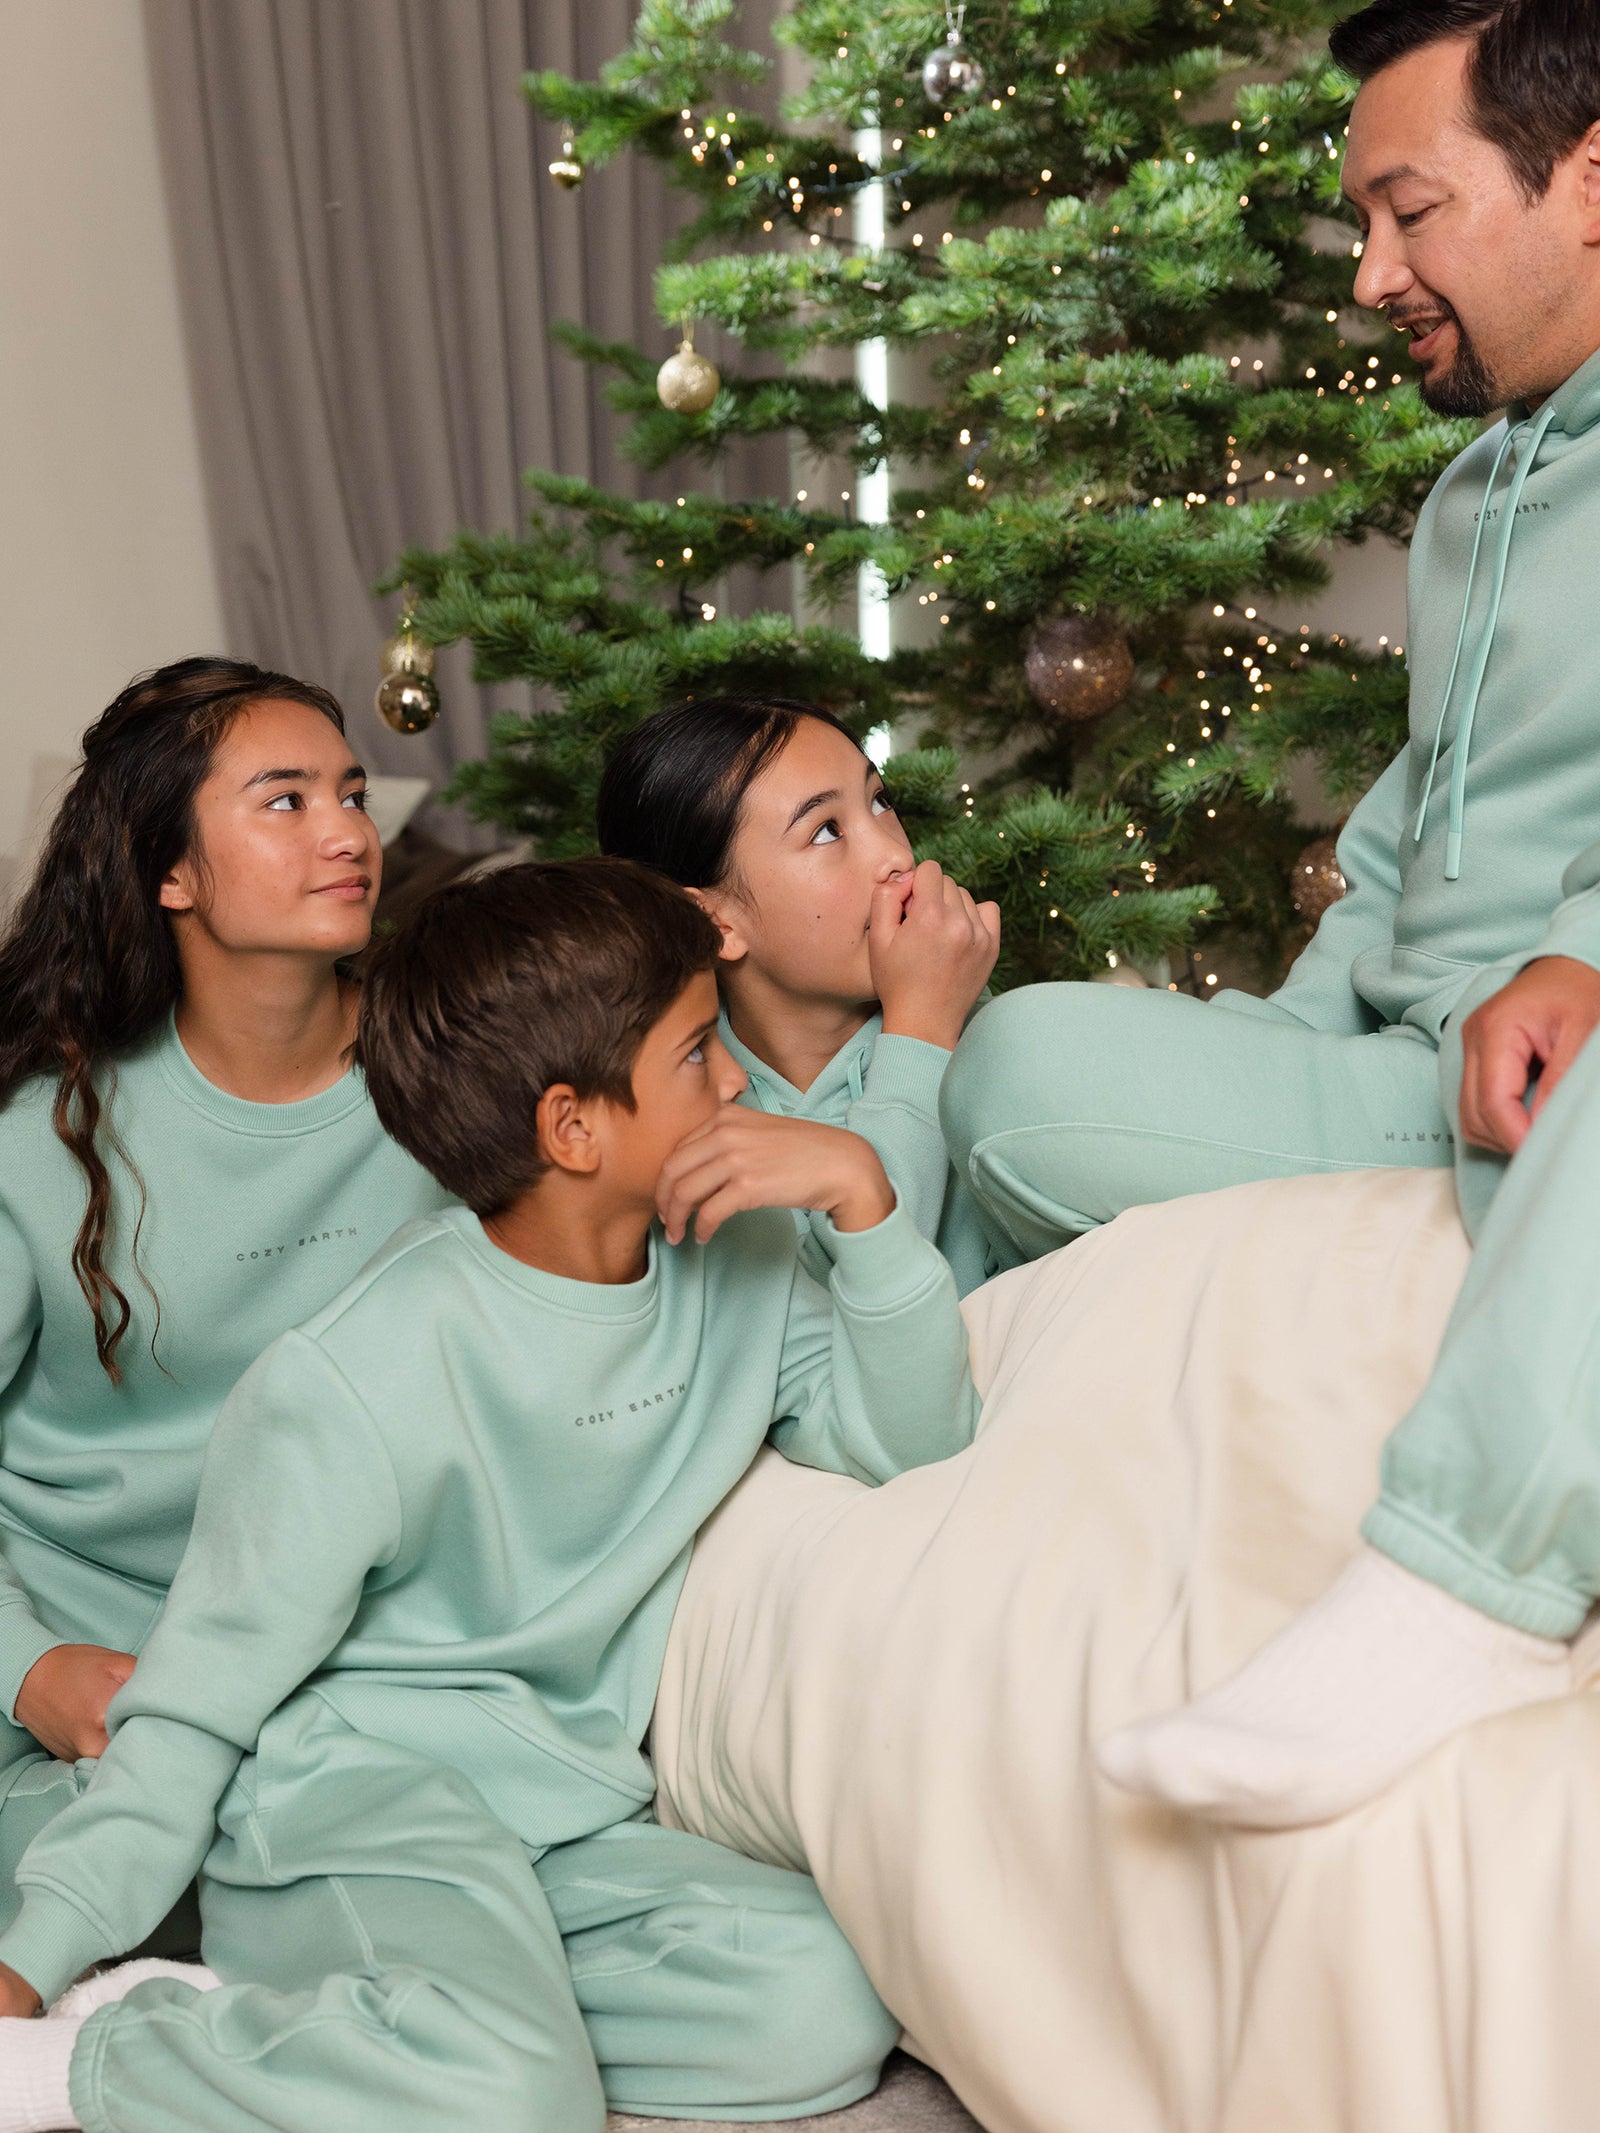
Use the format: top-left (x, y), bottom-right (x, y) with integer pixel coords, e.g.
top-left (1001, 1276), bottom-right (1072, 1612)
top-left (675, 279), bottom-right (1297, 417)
top-left (1290, 835), bottom-right (1347, 923)
top-left (1023, 614), bottom-right (1135, 721)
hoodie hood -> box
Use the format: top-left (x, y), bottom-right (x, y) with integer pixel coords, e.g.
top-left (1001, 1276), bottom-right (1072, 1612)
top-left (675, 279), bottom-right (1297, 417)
top-left (1406, 340), bottom-right (1600, 879)
top-left (718, 1009), bottom-right (879, 1119)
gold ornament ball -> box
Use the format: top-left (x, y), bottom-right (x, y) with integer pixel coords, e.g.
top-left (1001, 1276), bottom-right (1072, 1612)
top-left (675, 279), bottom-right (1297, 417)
top-left (548, 153), bottom-right (583, 191)
top-left (922, 35), bottom-right (985, 104)
top-left (657, 342), bottom-right (721, 414)
top-left (379, 631), bottom-right (435, 681)
top-left (375, 670), bottom-right (441, 736)
top-left (1023, 615), bottom-right (1135, 721)
top-left (1290, 835), bottom-right (1347, 924)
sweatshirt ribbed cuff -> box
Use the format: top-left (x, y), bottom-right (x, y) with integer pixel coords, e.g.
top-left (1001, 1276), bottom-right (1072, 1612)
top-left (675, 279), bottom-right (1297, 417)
top-left (857, 1034), bottom-right (949, 1116)
top-left (809, 1198), bottom-right (942, 1310)
top-left (0, 1886), bottom-right (116, 2007)
top-left (0, 1610), bottom-right (69, 1728)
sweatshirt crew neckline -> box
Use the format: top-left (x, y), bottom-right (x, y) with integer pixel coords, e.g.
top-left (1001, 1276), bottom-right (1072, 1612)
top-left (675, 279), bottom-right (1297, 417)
top-left (445, 1206), bottom-right (663, 1320)
top-left (155, 1013), bottom-right (369, 1137)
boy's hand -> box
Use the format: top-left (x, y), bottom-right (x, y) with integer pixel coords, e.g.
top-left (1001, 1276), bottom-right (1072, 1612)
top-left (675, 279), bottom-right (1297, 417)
top-left (657, 1112), bottom-right (894, 1245)
top-left (1458, 956), bottom-right (1600, 1153)
top-left (0, 1961), bottom-right (40, 2018)
top-left (15, 1644), bottom-right (136, 1762)
top-left (870, 860), bottom-right (1001, 1053)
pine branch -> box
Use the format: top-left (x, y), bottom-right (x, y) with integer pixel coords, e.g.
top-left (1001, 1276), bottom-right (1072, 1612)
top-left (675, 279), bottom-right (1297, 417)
top-left (378, 0), bottom-right (1451, 990)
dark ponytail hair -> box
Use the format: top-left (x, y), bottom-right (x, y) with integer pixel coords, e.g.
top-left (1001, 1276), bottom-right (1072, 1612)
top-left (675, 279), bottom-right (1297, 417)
top-left (597, 694), bottom-right (863, 889)
top-left (0, 656), bottom-right (347, 1381)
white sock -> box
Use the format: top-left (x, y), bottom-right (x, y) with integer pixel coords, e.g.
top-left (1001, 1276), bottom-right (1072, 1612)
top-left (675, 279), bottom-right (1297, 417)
top-left (48, 1958), bottom-right (220, 2024)
top-left (1096, 1545), bottom-right (1573, 1828)
top-left (0, 2014), bottom-right (81, 2132)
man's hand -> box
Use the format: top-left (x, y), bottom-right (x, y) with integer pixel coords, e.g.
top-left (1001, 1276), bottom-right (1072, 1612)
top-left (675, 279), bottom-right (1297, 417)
top-left (870, 859), bottom-right (1001, 1052)
top-left (1458, 956), bottom-right (1600, 1154)
top-left (14, 1644), bottom-right (136, 1762)
top-left (657, 1111), bottom-right (894, 1246)
top-left (0, 1960), bottom-right (41, 2018)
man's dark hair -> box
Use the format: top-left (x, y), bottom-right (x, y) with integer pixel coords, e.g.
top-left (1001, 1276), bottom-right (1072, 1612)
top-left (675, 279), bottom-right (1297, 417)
top-left (1330, 0), bottom-right (1600, 201)
top-left (356, 857), bottom-right (721, 1214)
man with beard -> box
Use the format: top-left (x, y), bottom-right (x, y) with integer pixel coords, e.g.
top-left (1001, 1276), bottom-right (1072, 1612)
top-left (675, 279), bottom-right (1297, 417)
top-left (942, 0), bottom-right (1600, 1825)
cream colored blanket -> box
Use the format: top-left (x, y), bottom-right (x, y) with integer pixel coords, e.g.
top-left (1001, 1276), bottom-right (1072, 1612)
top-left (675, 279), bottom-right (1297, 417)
top-left (654, 1169), bottom-right (1600, 2133)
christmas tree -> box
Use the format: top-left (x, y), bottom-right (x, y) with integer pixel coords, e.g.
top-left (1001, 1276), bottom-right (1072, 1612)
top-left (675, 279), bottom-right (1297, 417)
top-left (388, 0), bottom-right (1472, 993)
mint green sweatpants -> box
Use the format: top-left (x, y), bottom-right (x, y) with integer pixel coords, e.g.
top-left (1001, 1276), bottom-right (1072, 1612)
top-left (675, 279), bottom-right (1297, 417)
top-left (938, 983), bottom-right (1476, 1258)
top-left (1360, 1018), bottom-right (1600, 1635)
top-left (9, 1696), bottom-right (895, 2133)
top-left (940, 979), bottom-right (1600, 1634)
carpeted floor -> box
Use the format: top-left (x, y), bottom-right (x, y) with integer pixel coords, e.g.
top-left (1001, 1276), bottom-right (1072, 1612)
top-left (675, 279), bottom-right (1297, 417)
top-left (607, 2051), bottom-right (984, 2130)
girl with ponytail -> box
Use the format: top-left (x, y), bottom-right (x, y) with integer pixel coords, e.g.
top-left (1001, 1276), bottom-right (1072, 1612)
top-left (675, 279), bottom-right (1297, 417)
top-left (0, 658), bottom-right (449, 1846)
top-left (599, 694), bottom-right (1005, 1293)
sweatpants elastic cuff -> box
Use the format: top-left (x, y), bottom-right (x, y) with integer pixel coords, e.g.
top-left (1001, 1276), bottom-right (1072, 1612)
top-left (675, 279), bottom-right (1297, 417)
top-left (1362, 1499), bottom-right (1589, 1639)
top-left (66, 2001), bottom-right (116, 2133)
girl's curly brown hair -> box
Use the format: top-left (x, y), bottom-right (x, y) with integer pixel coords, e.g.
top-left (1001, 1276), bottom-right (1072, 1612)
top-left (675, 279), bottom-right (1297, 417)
top-left (0, 656), bottom-right (346, 1380)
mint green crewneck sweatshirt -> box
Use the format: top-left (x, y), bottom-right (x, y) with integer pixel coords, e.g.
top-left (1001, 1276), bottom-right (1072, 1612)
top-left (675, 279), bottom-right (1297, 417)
top-left (0, 1197), bottom-right (976, 2002)
top-left (0, 1017), bottom-right (452, 1713)
top-left (720, 1009), bottom-right (1006, 1294)
top-left (1263, 343), bottom-right (1600, 1044)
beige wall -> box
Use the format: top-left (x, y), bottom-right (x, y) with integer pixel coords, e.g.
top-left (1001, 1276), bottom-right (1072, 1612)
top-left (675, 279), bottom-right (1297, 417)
top-left (0, 0), bottom-right (224, 871)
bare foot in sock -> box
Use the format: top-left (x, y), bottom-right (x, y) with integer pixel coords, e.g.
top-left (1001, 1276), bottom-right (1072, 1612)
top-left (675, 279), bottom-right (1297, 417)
top-left (1096, 1545), bottom-right (1574, 1828)
top-left (0, 1961), bottom-right (222, 2133)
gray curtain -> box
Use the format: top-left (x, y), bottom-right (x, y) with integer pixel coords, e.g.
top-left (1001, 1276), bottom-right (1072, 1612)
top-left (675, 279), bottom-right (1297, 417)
top-left (141, 0), bottom-right (785, 837)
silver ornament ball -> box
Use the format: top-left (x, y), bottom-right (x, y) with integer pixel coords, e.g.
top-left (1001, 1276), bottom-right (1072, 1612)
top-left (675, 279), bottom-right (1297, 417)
top-left (922, 35), bottom-right (985, 105)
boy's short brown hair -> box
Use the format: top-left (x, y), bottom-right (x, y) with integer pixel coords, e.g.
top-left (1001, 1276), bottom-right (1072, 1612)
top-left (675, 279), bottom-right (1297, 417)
top-left (357, 857), bottom-right (721, 1214)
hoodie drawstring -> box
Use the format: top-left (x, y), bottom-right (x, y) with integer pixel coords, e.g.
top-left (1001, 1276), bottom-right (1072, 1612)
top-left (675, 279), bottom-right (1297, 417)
top-left (1412, 402), bottom-right (1558, 879)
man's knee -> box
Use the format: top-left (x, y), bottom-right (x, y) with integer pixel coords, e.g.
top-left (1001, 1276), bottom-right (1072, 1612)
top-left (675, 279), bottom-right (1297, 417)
top-left (943, 980), bottom-right (1198, 1163)
top-left (943, 983), bottom-right (1074, 1164)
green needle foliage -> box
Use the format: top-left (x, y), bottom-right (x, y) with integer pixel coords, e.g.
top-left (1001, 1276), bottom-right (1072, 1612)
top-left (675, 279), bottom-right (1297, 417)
top-left (390, 0), bottom-right (1474, 989)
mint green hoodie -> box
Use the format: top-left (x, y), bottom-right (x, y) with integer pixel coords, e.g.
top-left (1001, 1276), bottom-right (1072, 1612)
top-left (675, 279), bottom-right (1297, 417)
top-left (1265, 343), bottom-right (1600, 1042)
top-left (721, 1009), bottom-right (1007, 1295)
top-left (0, 1018), bottom-right (451, 1714)
top-left (0, 1198), bottom-right (976, 2002)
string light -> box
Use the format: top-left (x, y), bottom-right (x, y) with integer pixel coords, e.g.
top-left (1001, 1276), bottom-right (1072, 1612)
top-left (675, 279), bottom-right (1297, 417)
top-left (666, 79), bottom-right (1393, 957)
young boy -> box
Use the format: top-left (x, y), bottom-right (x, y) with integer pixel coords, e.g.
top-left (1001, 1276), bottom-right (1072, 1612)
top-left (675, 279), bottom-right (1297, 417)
top-left (0, 859), bottom-right (978, 2133)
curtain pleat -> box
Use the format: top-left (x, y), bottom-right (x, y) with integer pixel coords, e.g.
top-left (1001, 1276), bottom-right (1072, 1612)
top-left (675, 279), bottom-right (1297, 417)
top-left (141, 0), bottom-right (787, 832)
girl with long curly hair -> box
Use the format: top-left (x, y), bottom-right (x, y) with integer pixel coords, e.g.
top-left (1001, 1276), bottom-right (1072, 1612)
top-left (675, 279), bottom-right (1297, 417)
top-left (0, 657), bottom-right (449, 1913)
